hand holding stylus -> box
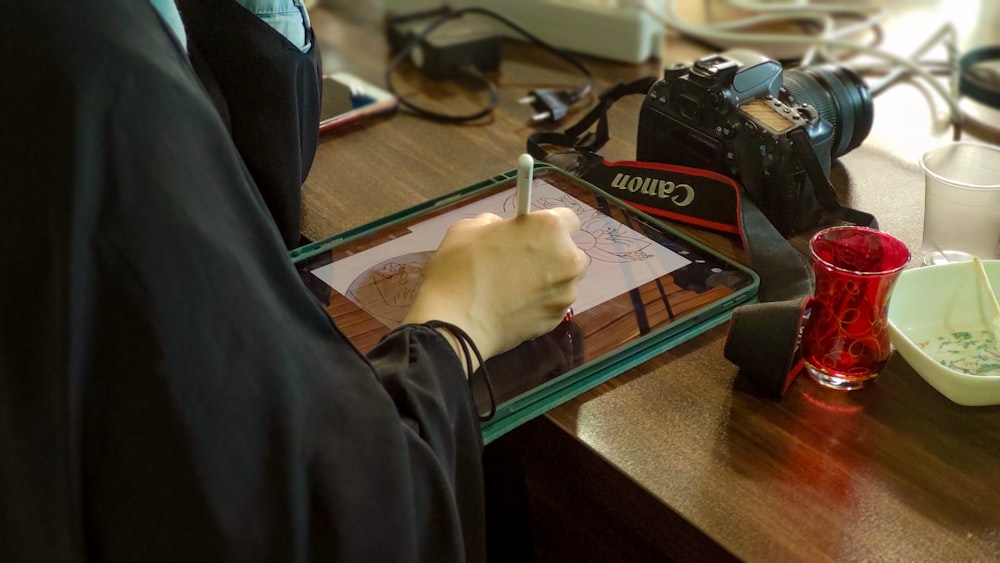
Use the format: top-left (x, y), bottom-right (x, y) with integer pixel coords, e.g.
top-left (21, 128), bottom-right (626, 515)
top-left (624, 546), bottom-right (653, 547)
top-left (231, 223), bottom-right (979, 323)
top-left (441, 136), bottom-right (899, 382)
top-left (403, 157), bottom-right (585, 359)
top-left (516, 153), bottom-right (574, 323)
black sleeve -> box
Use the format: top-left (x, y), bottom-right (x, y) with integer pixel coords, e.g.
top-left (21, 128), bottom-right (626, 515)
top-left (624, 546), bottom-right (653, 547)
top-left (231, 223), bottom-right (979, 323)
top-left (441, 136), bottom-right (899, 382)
top-left (177, 0), bottom-right (323, 249)
top-left (0, 3), bottom-right (484, 562)
top-left (364, 325), bottom-right (487, 561)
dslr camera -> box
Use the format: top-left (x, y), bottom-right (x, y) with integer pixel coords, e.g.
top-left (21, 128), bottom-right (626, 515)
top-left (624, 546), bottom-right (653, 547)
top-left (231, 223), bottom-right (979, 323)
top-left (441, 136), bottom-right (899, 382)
top-left (636, 49), bottom-right (873, 236)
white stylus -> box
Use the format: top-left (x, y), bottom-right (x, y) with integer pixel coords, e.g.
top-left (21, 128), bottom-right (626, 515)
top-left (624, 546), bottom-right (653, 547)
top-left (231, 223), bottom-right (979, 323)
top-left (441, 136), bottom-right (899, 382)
top-left (515, 153), bottom-right (534, 217)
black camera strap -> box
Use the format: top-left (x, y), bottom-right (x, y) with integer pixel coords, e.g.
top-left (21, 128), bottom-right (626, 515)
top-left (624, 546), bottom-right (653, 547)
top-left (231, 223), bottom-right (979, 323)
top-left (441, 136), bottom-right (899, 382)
top-left (570, 156), bottom-right (813, 303)
top-left (527, 77), bottom-right (880, 399)
top-left (527, 77), bottom-right (657, 161)
top-left (527, 78), bottom-right (817, 301)
top-left (788, 128), bottom-right (878, 230)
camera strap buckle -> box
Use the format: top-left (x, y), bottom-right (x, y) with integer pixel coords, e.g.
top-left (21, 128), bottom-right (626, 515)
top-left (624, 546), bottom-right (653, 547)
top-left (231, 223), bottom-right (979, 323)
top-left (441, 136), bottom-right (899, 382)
top-left (573, 131), bottom-right (599, 152)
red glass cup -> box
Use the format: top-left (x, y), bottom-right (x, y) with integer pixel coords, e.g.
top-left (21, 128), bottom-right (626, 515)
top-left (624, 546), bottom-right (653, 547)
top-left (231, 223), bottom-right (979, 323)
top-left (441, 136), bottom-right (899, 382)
top-left (801, 226), bottom-right (911, 390)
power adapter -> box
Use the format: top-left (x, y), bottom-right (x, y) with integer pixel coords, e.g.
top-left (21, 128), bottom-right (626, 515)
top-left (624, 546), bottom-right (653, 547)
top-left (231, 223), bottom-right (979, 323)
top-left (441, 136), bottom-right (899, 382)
top-left (383, 6), bottom-right (594, 124)
top-left (387, 10), bottom-right (502, 80)
top-left (519, 89), bottom-right (580, 123)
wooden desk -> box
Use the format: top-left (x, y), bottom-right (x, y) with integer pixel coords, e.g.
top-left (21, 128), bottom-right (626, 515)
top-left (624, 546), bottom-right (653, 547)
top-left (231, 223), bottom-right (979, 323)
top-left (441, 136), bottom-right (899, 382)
top-left (305, 1), bottom-right (1000, 560)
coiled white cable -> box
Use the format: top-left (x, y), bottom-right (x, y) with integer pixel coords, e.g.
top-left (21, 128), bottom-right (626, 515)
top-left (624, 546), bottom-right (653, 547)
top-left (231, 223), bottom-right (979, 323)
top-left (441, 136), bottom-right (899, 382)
top-left (631, 0), bottom-right (964, 128)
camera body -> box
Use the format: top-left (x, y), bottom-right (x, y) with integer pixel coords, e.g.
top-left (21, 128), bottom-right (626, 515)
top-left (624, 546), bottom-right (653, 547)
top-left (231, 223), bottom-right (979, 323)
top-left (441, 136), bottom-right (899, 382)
top-left (637, 50), bottom-right (853, 236)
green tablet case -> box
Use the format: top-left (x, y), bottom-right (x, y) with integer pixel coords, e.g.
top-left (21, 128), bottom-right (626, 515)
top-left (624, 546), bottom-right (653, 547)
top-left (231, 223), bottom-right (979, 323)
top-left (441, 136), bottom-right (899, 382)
top-left (292, 165), bottom-right (759, 444)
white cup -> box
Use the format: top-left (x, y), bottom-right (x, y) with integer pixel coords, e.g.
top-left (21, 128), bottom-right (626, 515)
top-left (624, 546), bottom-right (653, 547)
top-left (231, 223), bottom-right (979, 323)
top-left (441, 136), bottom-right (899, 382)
top-left (920, 141), bottom-right (1000, 265)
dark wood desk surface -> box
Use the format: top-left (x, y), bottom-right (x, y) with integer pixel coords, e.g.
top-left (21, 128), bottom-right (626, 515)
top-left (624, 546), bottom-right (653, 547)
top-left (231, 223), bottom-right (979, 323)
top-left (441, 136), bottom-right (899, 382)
top-left (305, 1), bottom-right (1000, 560)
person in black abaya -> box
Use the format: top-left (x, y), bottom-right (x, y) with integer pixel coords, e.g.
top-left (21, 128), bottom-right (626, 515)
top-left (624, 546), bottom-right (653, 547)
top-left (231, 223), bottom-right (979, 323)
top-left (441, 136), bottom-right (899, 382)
top-left (177, 0), bottom-right (321, 249)
top-left (0, 2), bottom-right (587, 562)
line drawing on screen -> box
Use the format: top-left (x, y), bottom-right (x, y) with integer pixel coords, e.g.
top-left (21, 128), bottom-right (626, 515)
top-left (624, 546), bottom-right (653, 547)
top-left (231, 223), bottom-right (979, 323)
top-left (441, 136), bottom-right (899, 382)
top-left (311, 181), bottom-right (691, 328)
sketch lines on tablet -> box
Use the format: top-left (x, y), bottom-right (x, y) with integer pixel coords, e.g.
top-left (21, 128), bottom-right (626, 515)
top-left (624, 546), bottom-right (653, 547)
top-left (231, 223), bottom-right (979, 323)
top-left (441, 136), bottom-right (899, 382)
top-left (345, 251), bottom-right (431, 327)
top-left (310, 181), bottom-right (690, 329)
top-left (503, 191), bottom-right (656, 266)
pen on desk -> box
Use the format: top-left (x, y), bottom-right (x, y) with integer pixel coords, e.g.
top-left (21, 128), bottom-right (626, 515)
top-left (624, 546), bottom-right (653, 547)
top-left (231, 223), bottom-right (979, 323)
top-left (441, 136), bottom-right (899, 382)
top-left (515, 153), bottom-right (533, 217)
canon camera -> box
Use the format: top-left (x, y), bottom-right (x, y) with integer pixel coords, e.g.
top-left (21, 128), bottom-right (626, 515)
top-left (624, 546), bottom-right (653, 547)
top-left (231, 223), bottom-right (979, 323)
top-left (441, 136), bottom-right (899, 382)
top-left (636, 49), bottom-right (873, 235)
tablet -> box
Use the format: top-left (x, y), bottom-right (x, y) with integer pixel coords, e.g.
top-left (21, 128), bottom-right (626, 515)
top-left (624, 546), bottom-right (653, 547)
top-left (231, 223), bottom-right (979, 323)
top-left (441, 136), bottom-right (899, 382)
top-left (292, 165), bottom-right (758, 443)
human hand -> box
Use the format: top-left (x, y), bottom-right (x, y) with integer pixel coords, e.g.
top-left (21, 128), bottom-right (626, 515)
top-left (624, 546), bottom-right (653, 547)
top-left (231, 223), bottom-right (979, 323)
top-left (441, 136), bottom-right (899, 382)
top-left (402, 208), bottom-right (587, 362)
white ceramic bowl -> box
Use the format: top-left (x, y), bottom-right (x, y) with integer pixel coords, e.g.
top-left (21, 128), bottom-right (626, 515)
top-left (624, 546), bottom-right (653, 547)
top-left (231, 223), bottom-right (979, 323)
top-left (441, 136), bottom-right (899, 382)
top-left (888, 259), bottom-right (1000, 406)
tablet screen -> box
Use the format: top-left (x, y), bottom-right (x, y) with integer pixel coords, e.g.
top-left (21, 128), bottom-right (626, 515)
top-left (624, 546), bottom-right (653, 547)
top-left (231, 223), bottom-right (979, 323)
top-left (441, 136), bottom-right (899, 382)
top-left (294, 167), bottom-right (757, 421)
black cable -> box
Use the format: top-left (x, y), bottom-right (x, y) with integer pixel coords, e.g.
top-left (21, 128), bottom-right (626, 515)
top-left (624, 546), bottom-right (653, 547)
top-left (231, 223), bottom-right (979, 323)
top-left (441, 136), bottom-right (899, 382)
top-left (394, 64), bottom-right (498, 124)
top-left (384, 6), bottom-right (595, 124)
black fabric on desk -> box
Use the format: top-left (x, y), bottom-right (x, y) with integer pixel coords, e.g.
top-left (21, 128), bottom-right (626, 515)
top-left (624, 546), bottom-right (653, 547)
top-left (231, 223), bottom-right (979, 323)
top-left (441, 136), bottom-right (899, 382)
top-left (0, 2), bottom-right (485, 561)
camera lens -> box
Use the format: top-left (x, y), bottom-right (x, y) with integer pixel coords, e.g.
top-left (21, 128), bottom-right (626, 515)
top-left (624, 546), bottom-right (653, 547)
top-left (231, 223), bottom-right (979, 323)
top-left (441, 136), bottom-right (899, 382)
top-left (781, 65), bottom-right (873, 157)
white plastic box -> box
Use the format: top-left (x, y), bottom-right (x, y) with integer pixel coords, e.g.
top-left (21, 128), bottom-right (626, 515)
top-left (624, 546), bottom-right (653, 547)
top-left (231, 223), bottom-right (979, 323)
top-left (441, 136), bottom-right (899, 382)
top-left (382, 0), bottom-right (667, 64)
